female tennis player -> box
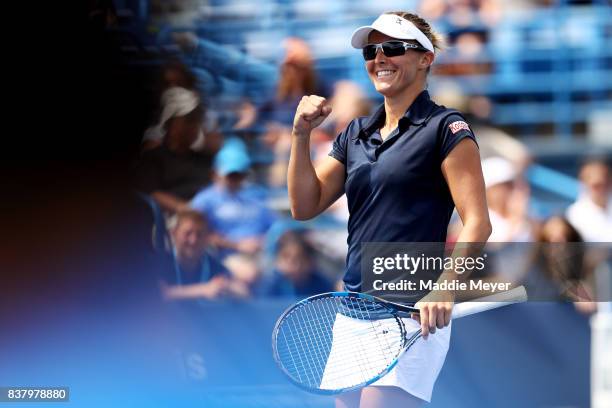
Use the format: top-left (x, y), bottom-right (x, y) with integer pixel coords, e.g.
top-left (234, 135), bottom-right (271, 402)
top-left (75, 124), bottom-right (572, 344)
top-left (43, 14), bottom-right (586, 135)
top-left (287, 11), bottom-right (491, 408)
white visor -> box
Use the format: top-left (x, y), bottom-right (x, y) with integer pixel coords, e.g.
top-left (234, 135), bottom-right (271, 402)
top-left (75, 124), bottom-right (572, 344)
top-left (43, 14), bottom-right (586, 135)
top-left (351, 14), bottom-right (435, 54)
top-left (159, 86), bottom-right (200, 126)
top-left (481, 157), bottom-right (517, 188)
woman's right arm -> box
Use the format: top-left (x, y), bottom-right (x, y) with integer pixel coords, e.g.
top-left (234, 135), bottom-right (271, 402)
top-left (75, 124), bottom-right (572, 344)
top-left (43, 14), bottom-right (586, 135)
top-left (288, 95), bottom-right (346, 220)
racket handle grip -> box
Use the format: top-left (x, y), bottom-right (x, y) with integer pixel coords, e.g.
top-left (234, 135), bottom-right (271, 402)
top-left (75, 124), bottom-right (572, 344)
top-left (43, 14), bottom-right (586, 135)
top-left (451, 286), bottom-right (527, 319)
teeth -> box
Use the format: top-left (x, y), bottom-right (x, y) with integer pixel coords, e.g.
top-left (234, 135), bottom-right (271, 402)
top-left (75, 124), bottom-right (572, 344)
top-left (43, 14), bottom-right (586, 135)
top-left (377, 70), bottom-right (395, 78)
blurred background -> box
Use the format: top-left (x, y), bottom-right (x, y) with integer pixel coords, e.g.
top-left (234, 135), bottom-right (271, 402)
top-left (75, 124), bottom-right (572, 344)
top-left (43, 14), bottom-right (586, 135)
top-left (2, 0), bottom-right (612, 407)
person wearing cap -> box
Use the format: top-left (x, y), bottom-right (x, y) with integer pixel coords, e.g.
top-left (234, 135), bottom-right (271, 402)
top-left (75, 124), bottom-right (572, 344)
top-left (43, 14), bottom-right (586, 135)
top-left (135, 87), bottom-right (216, 214)
top-left (287, 11), bottom-right (491, 407)
top-left (142, 86), bottom-right (207, 151)
top-left (482, 156), bottom-right (533, 243)
top-left (190, 138), bottom-right (277, 260)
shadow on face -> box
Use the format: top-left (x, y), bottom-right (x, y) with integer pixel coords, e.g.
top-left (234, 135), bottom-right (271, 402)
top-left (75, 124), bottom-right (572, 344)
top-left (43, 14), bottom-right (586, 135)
top-left (165, 108), bottom-right (203, 153)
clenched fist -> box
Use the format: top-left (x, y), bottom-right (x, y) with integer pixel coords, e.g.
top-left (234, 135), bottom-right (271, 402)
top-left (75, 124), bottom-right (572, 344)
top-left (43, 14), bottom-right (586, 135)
top-left (293, 95), bottom-right (332, 137)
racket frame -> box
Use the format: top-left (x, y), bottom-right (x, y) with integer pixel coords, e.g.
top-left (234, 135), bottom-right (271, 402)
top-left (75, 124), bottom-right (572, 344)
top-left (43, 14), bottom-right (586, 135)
top-left (271, 291), bottom-right (419, 394)
top-left (272, 286), bottom-right (527, 394)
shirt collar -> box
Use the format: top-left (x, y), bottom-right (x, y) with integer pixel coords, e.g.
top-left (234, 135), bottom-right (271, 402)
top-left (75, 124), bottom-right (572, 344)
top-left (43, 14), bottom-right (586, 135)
top-left (358, 90), bottom-right (435, 139)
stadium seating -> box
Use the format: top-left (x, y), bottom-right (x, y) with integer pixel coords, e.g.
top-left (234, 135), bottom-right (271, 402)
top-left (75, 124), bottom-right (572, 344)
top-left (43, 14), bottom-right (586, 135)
top-left (114, 1), bottom-right (612, 215)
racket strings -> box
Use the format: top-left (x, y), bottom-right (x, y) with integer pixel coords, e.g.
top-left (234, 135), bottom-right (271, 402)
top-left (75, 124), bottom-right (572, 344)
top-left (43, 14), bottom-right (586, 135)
top-left (275, 295), bottom-right (405, 391)
top-left (277, 298), bottom-right (338, 386)
top-left (322, 297), bottom-right (374, 386)
top-left (286, 306), bottom-right (328, 384)
top-left (345, 297), bottom-right (390, 382)
top-left (320, 298), bottom-right (402, 386)
top-left (301, 298), bottom-right (331, 379)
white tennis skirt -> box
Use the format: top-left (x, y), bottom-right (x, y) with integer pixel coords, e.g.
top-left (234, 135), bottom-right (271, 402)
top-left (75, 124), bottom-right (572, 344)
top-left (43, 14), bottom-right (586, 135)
top-left (321, 313), bottom-right (451, 402)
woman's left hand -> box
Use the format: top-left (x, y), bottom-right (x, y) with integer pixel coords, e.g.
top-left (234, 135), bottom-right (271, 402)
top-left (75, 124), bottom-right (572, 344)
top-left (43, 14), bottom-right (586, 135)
top-left (412, 289), bottom-right (454, 338)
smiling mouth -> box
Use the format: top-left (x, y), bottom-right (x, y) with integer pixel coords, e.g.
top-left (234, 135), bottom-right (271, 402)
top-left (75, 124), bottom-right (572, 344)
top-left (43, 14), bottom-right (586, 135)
top-left (376, 70), bottom-right (396, 78)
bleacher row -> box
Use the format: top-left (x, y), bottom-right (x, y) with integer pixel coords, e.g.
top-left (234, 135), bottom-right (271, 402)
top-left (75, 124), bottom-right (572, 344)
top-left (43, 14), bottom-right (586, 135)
top-left (110, 0), bottom-right (612, 215)
top-left (112, 1), bottom-right (612, 140)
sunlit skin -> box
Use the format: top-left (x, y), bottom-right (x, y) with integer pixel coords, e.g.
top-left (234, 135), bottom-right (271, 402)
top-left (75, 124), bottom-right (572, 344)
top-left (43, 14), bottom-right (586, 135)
top-left (363, 31), bottom-right (491, 342)
top-left (288, 20), bottom-right (491, 408)
top-left (540, 216), bottom-right (575, 271)
top-left (365, 32), bottom-right (434, 137)
top-left (165, 218), bottom-right (250, 300)
top-left (486, 181), bottom-right (514, 217)
top-left (542, 216), bottom-right (573, 243)
top-left (579, 162), bottom-right (610, 208)
top-left (289, 24), bottom-right (491, 349)
top-left (537, 216), bottom-right (594, 310)
top-left (172, 218), bottom-right (208, 273)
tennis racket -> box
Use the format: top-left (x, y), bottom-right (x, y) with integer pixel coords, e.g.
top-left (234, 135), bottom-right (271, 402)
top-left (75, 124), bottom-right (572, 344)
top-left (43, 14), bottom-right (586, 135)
top-left (272, 286), bottom-right (527, 394)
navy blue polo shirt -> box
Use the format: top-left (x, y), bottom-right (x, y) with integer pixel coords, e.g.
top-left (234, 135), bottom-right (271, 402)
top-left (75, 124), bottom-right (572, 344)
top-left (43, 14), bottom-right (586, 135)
top-left (328, 90), bottom-right (477, 293)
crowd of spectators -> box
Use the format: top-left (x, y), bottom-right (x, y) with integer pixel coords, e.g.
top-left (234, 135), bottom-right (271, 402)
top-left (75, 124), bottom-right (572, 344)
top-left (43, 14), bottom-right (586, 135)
top-left (129, 0), bottom-right (611, 309)
top-left (472, 156), bottom-right (609, 311)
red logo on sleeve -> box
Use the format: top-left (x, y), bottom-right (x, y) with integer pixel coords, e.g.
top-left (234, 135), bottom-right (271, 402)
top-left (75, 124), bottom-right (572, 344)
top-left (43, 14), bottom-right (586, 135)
top-left (448, 121), bottom-right (470, 134)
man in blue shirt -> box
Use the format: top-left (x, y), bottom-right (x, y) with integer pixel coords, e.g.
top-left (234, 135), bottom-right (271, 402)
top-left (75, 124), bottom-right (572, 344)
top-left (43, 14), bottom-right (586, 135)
top-left (190, 139), bottom-right (277, 259)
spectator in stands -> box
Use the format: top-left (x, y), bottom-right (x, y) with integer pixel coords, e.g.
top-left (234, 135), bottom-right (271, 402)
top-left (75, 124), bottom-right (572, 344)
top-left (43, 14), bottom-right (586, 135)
top-left (566, 159), bottom-right (612, 242)
top-left (190, 138), bottom-right (277, 260)
top-left (482, 157), bottom-right (533, 242)
top-left (519, 216), bottom-right (596, 312)
top-left (420, 0), bottom-right (502, 28)
top-left (304, 81), bottom-right (373, 224)
top-left (172, 31), bottom-right (277, 106)
top-left (143, 62), bottom-right (223, 152)
top-left (135, 87), bottom-right (216, 213)
top-left (463, 93), bottom-right (530, 168)
top-left (436, 29), bottom-right (493, 76)
top-left (160, 56), bottom-right (259, 133)
top-left (261, 38), bottom-right (322, 124)
top-left (161, 210), bottom-right (249, 300)
top-left (312, 80), bottom-right (372, 163)
top-left (257, 231), bottom-right (332, 297)
top-left (422, 1), bottom-right (498, 77)
top-left (260, 38), bottom-right (330, 186)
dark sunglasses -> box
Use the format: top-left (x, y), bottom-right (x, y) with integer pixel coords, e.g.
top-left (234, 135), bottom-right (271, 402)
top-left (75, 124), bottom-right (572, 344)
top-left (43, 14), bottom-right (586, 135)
top-left (362, 40), bottom-right (429, 61)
